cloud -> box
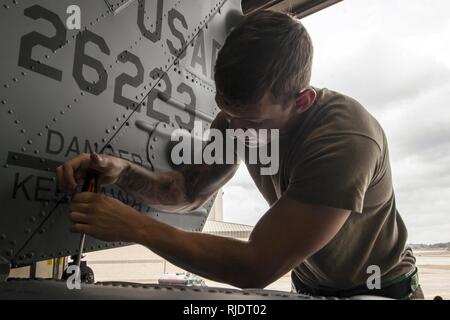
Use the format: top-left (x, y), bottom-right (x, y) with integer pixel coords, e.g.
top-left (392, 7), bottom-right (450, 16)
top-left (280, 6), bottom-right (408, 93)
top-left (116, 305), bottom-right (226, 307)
top-left (222, 165), bottom-right (269, 226)
top-left (303, 1), bottom-right (450, 110)
top-left (316, 36), bottom-right (450, 109)
top-left (303, 0), bottom-right (450, 244)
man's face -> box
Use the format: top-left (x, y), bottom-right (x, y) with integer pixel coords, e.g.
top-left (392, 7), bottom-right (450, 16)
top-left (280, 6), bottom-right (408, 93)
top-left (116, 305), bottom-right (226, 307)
top-left (215, 91), bottom-right (296, 134)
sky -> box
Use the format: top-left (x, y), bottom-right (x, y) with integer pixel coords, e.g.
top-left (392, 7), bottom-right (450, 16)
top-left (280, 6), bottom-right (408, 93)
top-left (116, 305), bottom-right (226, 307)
top-left (221, 0), bottom-right (450, 244)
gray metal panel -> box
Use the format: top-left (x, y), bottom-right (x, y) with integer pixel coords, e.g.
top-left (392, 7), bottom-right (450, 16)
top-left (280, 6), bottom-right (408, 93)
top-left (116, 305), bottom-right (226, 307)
top-left (241, 0), bottom-right (342, 18)
top-left (0, 0), bottom-right (243, 267)
top-left (0, 278), bottom-right (353, 300)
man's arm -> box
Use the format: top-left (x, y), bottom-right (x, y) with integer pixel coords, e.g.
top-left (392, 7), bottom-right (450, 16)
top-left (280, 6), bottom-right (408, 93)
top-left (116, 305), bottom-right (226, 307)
top-left (116, 161), bottom-right (238, 213)
top-left (134, 196), bottom-right (350, 288)
top-left (71, 191), bottom-right (350, 288)
top-left (115, 112), bottom-right (238, 213)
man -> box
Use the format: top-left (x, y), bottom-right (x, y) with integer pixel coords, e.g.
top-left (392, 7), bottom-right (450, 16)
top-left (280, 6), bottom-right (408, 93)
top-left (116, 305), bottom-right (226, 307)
top-left (57, 11), bottom-right (423, 299)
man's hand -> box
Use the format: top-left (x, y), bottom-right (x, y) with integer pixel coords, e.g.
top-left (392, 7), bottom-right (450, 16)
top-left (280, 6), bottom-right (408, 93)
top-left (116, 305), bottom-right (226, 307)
top-left (56, 153), bottom-right (130, 194)
top-left (69, 192), bottom-right (144, 242)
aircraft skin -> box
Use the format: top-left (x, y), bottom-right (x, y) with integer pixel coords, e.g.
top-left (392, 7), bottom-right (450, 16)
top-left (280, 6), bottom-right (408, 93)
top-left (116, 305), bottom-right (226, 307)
top-left (0, 0), bottom-right (243, 270)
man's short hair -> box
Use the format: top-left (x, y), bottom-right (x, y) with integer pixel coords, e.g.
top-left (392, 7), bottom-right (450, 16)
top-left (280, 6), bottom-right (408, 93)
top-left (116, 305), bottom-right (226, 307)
top-left (214, 10), bottom-right (313, 106)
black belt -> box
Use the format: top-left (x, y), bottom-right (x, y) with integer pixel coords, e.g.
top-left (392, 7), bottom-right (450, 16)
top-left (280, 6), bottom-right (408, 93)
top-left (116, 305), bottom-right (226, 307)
top-left (291, 267), bottom-right (419, 300)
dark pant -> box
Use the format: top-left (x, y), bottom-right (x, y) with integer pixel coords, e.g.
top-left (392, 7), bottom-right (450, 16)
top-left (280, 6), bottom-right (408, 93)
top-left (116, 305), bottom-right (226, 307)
top-left (291, 271), bottom-right (425, 300)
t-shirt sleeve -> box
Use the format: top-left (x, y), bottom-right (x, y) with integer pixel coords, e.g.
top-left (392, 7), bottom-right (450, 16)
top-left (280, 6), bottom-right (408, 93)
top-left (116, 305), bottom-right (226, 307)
top-left (284, 134), bottom-right (381, 213)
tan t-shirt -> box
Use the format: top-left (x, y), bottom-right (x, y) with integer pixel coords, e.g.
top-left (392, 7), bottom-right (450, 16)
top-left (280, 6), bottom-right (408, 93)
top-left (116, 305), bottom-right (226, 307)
top-left (243, 88), bottom-right (416, 292)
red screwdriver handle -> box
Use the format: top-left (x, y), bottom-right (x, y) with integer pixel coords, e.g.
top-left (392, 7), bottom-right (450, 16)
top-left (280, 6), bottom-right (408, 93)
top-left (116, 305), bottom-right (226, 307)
top-left (82, 170), bottom-right (99, 193)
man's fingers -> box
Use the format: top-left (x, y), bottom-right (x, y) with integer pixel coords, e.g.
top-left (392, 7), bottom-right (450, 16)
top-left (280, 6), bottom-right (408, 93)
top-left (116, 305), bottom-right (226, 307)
top-left (70, 223), bottom-right (91, 234)
top-left (90, 153), bottom-right (104, 168)
top-left (71, 191), bottom-right (100, 204)
top-left (62, 163), bottom-right (77, 192)
top-left (69, 212), bottom-right (91, 224)
top-left (56, 165), bottom-right (64, 191)
top-left (69, 201), bottom-right (90, 213)
top-left (89, 153), bottom-right (111, 173)
top-left (55, 153), bottom-right (91, 193)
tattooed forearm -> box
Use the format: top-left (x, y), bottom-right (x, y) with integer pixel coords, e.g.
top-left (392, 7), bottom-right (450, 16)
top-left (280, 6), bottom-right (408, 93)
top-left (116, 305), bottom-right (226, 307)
top-left (116, 159), bottom-right (239, 213)
top-left (116, 163), bottom-right (192, 212)
top-left (117, 163), bottom-right (153, 197)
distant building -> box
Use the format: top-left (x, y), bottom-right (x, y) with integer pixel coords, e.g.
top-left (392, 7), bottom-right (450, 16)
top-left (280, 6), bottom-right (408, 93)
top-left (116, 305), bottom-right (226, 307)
top-left (208, 189), bottom-right (224, 222)
top-left (203, 220), bottom-right (253, 240)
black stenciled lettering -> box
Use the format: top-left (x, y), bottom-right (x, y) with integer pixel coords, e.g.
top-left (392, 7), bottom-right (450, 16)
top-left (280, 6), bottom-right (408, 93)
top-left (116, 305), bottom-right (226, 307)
top-left (190, 30), bottom-right (207, 77)
top-left (167, 8), bottom-right (188, 59)
top-left (65, 136), bottom-right (80, 157)
top-left (84, 140), bottom-right (99, 153)
top-left (175, 83), bottom-right (196, 131)
top-left (18, 5), bottom-right (66, 81)
top-left (12, 173), bottom-right (33, 200)
top-left (46, 129), bottom-right (64, 155)
top-left (35, 176), bottom-right (53, 202)
top-left (137, 0), bottom-right (163, 43)
top-left (114, 51), bottom-right (144, 110)
top-left (146, 68), bottom-right (171, 123)
top-left (73, 30), bottom-right (110, 95)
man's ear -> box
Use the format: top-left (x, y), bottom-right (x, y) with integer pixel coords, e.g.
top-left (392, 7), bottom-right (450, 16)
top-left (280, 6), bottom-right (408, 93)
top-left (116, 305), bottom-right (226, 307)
top-left (295, 88), bottom-right (317, 113)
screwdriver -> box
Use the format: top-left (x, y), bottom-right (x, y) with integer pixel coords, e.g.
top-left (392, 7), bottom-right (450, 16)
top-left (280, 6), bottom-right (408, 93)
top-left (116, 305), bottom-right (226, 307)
top-left (74, 167), bottom-right (100, 270)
